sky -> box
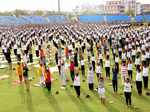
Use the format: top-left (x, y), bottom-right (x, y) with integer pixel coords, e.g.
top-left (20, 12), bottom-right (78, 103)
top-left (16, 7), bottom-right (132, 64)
top-left (0, 0), bottom-right (150, 12)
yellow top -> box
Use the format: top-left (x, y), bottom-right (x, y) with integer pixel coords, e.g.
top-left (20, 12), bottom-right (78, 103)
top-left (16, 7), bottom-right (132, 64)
top-left (17, 65), bottom-right (22, 76)
top-left (39, 66), bottom-right (43, 77)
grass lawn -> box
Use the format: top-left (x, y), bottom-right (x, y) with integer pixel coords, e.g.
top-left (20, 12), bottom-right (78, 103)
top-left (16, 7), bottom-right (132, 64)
top-left (0, 41), bottom-right (150, 112)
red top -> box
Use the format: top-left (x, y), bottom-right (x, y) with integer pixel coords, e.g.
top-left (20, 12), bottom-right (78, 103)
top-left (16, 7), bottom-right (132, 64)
top-left (65, 48), bottom-right (69, 55)
top-left (45, 71), bottom-right (51, 83)
top-left (70, 63), bottom-right (74, 71)
top-left (40, 50), bottom-right (44, 57)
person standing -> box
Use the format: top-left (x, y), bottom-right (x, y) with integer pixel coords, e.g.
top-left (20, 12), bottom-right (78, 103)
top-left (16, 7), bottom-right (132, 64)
top-left (124, 78), bottom-right (132, 107)
top-left (136, 66), bottom-right (143, 96)
top-left (23, 63), bottom-right (30, 92)
top-left (112, 65), bottom-right (118, 93)
top-left (45, 68), bottom-right (51, 93)
top-left (105, 55), bottom-right (110, 79)
top-left (87, 64), bottom-right (94, 91)
top-left (74, 71), bottom-right (80, 99)
top-left (143, 63), bottom-right (149, 89)
top-left (98, 73), bottom-right (105, 104)
top-left (70, 59), bottom-right (75, 82)
top-left (16, 62), bottom-right (23, 82)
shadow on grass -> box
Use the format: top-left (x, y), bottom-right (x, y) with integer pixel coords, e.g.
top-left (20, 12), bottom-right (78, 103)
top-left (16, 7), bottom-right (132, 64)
top-left (26, 92), bottom-right (35, 112)
top-left (42, 88), bottom-right (62, 112)
top-left (65, 88), bottom-right (93, 112)
top-left (18, 84), bottom-right (25, 104)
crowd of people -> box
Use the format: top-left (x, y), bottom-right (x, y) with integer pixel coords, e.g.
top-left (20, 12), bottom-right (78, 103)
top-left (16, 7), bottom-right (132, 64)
top-left (0, 23), bottom-right (150, 107)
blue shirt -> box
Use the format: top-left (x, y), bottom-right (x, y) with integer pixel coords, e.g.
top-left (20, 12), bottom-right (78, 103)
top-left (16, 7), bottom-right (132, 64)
top-left (112, 68), bottom-right (117, 81)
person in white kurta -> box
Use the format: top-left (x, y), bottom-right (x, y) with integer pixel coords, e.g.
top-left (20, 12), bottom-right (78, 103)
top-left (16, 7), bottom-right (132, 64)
top-left (87, 66), bottom-right (94, 90)
top-left (61, 63), bottom-right (66, 87)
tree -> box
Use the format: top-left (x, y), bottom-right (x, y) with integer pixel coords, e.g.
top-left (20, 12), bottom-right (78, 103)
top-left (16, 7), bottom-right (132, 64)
top-left (13, 9), bottom-right (29, 16)
top-left (31, 10), bottom-right (44, 15)
top-left (124, 9), bottom-right (135, 17)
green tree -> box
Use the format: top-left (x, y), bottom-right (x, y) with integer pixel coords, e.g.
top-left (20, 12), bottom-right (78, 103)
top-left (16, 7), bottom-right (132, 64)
top-left (31, 10), bottom-right (44, 15)
top-left (125, 9), bottom-right (135, 17)
top-left (13, 9), bottom-right (29, 16)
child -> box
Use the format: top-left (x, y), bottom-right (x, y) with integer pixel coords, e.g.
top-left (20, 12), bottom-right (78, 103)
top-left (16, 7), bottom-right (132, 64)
top-left (98, 73), bottom-right (105, 104)
top-left (112, 65), bottom-right (118, 93)
top-left (105, 55), bottom-right (110, 79)
top-left (16, 62), bottom-right (23, 82)
top-left (124, 78), bottom-right (132, 107)
top-left (45, 68), bottom-right (51, 93)
top-left (74, 71), bottom-right (80, 99)
top-left (136, 65), bottom-right (142, 96)
top-left (87, 64), bottom-right (94, 91)
top-left (23, 63), bottom-right (30, 92)
top-left (39, 62), bottom-right (45, 86)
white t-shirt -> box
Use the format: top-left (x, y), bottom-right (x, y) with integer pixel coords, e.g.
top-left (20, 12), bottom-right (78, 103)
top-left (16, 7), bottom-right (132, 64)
top-left (136, 72), bottom-right (142, 81)
top-left (96, 66), bottom-right (101, 73)
top-left (143, 67), bottom-right (148, 77)
top-left (105, 60), bottom-right (110, 67)
top-left (81, 60), bottom-right (85, 65)
top-left (91, 56), bottom-right (95, 61)
top-left (124, 82), bottom-right (132, 93)
top-left (128, 63), bottom-right (132, 70)
top-left (115, 57), bottom-right (119, 63)
top-left (135, 58), bottom-right (140, 65)
top-left (74, 75), bottom-right (80, 86)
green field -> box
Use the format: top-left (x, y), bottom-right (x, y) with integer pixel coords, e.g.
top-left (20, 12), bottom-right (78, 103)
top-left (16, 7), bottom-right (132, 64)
top-left (0, 41), bottom-right (150, 112)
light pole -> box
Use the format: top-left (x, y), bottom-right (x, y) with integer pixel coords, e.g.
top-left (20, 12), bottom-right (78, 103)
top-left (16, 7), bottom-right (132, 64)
top-left (58, 0), bottom-right (60, 12)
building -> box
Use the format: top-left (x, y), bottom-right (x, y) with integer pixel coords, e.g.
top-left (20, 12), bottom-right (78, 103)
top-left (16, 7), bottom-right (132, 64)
top-left (141, 4), bottom-right (150, 13)
top-left (104, 0), bottom-right (123, 14)
top-left (104, 0), bottom-right (150, 15)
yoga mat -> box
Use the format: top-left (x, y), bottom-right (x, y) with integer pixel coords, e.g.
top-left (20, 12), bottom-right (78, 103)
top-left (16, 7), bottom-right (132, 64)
top-left (12, 80), bottom-right (24, 84)
top-left (0, 65), bottom-right (8, 69)
top-left (0, 75), bottom-right (10, 80)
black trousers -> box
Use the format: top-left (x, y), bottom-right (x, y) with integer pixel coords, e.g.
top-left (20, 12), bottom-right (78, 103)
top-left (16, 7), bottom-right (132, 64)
top-left (100, 59), bottom-right (103, 67)
top-left (70, 71), bottom-right (74, 81)
top-left (45, 82), bottom-right (51, 92)
top-left (17, 54), bottom-right (21, 61)
top-left (29, 54), bottom-right (33, 63)
top-left (89, 83), bottom-right (94, 90)
top-left (124, 92), bottom-right (131, 105)
top-left (115, 63), bottom-right (119, 74)
top-left (74, 86), bottom-right (80, 96)
top-left (132, 55), bottom-right (135, 63)
top-left (143, 76), bottom-right (148, 89)
top-left (105, 67), bottom-right (110, 78)
top-left (36, 50), bottom-right (39, 57)
top-left (92, 61), bottom-right (95, 72)
top-left (55, 53), bottom-right (58, 65)
top-left (96, 73), bottom-right (100, 78)
top-left (58, 66), bottom-right (61, 75)
top-left (112, 80), bottom-right (118, 92)
top-left (81, 65), bottom-right (85, 76)
top-left (14, 49), bottom-right (17, 56)
top-left (136, 81), bottom-right (142, 95)
top-left (128, 70), bottom-right (132, 79)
